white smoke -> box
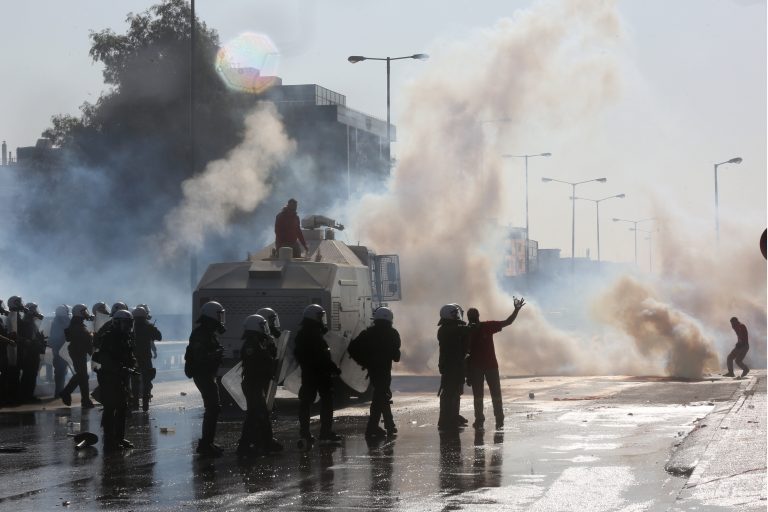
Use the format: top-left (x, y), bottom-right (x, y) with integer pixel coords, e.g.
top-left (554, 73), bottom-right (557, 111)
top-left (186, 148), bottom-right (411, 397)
top-left (346, 0), bottom-right (762, 378)
top-left (348, 0), bottom-right (623, 375)
top-left (157, 103), bottom-right (295, 258)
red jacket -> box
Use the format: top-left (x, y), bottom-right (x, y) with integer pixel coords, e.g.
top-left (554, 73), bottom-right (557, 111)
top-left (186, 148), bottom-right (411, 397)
top-left (275, 207), bottom-right (307, 248)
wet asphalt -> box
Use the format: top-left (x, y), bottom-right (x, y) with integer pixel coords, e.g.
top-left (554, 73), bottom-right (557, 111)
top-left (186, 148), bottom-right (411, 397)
top-left (0, 374), bottom-right (752, 511)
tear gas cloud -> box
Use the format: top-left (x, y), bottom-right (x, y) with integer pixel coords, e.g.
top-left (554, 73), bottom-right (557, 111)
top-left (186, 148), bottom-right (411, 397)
top-left (0, 0), bottom-right (762, 377)
top-left (346, 0), bottom-right (764, 378)
top-left (157, 103), bottom-right (295, 259)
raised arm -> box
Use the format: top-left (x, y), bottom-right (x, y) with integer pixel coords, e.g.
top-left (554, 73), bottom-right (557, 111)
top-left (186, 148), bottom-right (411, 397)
top-left (501, 297), bottom-right (526, 327)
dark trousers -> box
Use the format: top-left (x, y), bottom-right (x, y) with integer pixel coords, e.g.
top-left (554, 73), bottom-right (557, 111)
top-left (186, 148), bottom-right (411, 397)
top-left (438, 372), bottom-right (464, 429)
top-left (277, 242), bottom-right (303, 258)
top-left (131, 364), bottom-right (154, 401)
top-left (52, 352), bottom-right (69, 395)
top-left (1, 345), bottom-right (19, 405)
top-left (469, 367), bottom-right (503, 424)
top-left (99, 373), bottom-right (128, 446)
top-left (240, 381), bottom-right (273, 448)
top-left (18, 347), bottom-right (40, 401)
top-left (62, 355), bottom-right (91, 403)
top-left (727, 345), bottom-right (749, 374)
top-left (193, 375), bottom-right (221, 445)
top-left (368, 372), bottom-right (395, 430)
top-left (298, 373), bottom-right (333, 437)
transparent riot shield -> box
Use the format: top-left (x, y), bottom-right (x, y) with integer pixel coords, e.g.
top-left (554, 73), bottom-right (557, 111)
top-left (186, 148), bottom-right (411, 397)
top-left (266, 330), bottom-right (290, 411)
top-left (221, 362), bottom-right (246, 411)
top-left (58, 342), bottom-right (75, 373)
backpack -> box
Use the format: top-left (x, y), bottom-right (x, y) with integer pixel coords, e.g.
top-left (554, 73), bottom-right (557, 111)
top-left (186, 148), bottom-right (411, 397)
top-left (347, 329), bottom-right (371, 369)
top-left (184, 345), bottom-right (194, 378)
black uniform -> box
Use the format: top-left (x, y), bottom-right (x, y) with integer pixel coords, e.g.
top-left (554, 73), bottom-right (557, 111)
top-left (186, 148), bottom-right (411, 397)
top-left (238, 331), bottom-right (279, 454)
top-left (294, 319), bottom-right (340, 439)
top-left (349, 321), bottom-right (401, 435)
top-left (17, 313), bottom-right (45, 403)
top-left (0, 316), bottom-right (12, 407)
top-left (132, 319), bottom-right (162, 410)
top-left (185, 319), bottom-right (223, 452)
top-left (437, 321), bottom-right (471, 431)
top-left (93, 324), bottom-right (137, 450)
top-left (60, 317), bottom-right (94, 407)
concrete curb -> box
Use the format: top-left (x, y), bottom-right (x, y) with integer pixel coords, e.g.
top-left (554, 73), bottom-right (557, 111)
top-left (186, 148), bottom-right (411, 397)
top-left (683, 375), bottom-right (761, 491)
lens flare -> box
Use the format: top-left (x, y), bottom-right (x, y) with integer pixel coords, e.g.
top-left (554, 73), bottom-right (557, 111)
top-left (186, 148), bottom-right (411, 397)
top-left (216, 32), bottom-right (280, 94)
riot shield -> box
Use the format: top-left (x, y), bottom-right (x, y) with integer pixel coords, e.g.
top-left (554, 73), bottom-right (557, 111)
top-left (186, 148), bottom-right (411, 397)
top-left (326, 331), bottom-right (368, 394)
top-left (58, 342), bottom-right (75, 373)
top-left (266, 330), bottom-right (290, 411)
top-left (221, 362), bottom-right (246, 411)
top-left (93, 313), bottom-right (109, 334)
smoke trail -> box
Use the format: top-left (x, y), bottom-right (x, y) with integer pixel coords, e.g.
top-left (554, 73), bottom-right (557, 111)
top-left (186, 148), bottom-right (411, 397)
top-left (593, 276), bottom-right (720, 378)
top-left (349, 0), bottom-right (623, 375)
top-left (157, 103), bottom-right (295, 258)
top-left (652, 205), bottom-right (766, 368)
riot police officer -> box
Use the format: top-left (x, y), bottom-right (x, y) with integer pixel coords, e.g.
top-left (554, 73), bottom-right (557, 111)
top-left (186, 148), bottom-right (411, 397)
top-left (49, 304), bottom-right (71, 397)
top-left (437, 304), bottom-right (471, 432)
top-left (131, 306), bottom-right (161, 412)
top-left (93, 308), bottom-right (137, 452)
top-left (185, 301), bottom-right (225, 456)
top-left (295, 304), bottom-right (341, 447)
top-left (0, 299), bottom-right (11, 407)
top-left (349, 306), bottom-right (402, 438)
top-left (237, 314), bottom-right (283, 457)
top-left (18, 302), bottom-right (46, 403)
top-left (59, 304), bottom-right (95, 409)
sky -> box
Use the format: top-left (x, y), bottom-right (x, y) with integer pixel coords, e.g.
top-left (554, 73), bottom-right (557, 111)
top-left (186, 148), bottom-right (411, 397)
top-left (0, 0), bottom-right (765, 265)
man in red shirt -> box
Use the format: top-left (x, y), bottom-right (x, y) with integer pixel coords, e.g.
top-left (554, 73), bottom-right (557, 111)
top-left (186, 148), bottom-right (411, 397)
top-left (274, 198), bottom-right (308, 258)
top-left (724, 316), bottom-right (749, 378)
top-left (467, 297), bottom-right (525, 430)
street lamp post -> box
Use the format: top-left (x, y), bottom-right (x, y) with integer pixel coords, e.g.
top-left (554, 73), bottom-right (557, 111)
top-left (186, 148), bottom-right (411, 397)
top-left (502, 153), bottom-right (552, 273)
top-left (571, 193), bottom-right (625, 263)
top-left (542, 176), bottom-right (607, 269)
top-left (348, 53), bottom-right (429, 167)
top-left (612, 217), bottom-right (654, 265)
top-left (630, 227), bottom-right (657, 272)
top-left (713, 156), bottom-right (743, 243)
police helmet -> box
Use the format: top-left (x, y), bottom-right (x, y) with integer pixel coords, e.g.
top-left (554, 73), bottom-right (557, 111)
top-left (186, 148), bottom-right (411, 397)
top-left (256, 307), bottom-right (280, 330)
top-left (110, 302), bottom-right (129, 316)
top-left (92, 302), bottom-right (109, 316)
top-left (112, 309), bottom-right (134, 332)
top-left (132, 306), bottom-right (149, 319)
top-left (200, 301), bottom-right (225, 326)
top-left (373, 306), bottom-right (394, 323)
top-left (72, 304), bottom-right (93, 320)
top-left (25, 302), bottom-right (44, 320)
top-left (55, 304), bottom-right (71, 317)
top-left (302, 304), bottom-right (326, 324)
top-left (438, 303), bottom-right (463, 325)
top-left (243, 314), bottom-right (269, 336)
top-left (8, 296), bottom-right (25, 312)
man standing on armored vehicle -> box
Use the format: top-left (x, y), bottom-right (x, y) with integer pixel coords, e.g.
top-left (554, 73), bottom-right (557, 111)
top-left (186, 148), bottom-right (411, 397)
top-left (274, 198), bottom-right (308, 258)
top-left (295, 304), bottom-right (342, 447)
top-left (437, 304), bottom-right (471, 432)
